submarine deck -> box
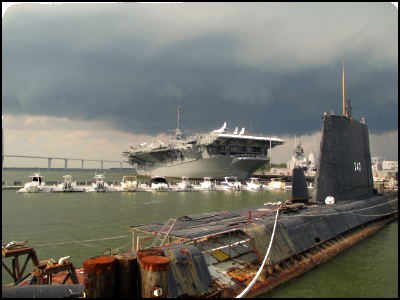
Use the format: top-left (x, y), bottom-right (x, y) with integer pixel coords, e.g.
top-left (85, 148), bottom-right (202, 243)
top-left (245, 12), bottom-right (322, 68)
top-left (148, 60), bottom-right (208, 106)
top-left (128, 195), bottom-right (396, 245)
top-left (128, 195), bottom-right (397, 298)
top-left (128, 203), bottom-right (284, 242)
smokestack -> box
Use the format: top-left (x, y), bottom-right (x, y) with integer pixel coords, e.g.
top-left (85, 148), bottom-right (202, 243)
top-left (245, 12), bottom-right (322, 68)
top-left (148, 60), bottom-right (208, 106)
top-left (343, 61), bottom-right (345, 116)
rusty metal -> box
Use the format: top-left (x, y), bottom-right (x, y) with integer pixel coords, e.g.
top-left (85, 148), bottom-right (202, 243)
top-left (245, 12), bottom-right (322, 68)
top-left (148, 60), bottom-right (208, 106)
top-left (141, 256), bottom-right (170, 271)
top-left (137, 248), bottom-right (164, 262)
top-left (102, 248), bottom-right (112, 256)
top-left (30, 261), bottom-right (80, 285)
top-left (2, 246), bottom-right (39, 284)
top-left (83, 255), bottom-right (116, 275)
top-left (83, 256), bottom-right (116, 298)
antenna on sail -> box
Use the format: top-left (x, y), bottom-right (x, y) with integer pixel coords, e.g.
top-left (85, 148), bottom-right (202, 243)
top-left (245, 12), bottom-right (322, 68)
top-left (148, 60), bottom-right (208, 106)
top-left (343, 61), bottom-right (345, 116)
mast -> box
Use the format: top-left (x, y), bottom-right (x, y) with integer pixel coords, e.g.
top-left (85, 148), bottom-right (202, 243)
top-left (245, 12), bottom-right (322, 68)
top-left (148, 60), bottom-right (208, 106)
top-left (177, 94), bottom-right (181, 130)
top-left (172, 94), bottom-right (186, 140)
top-left (342, 61), bottom-right (345, 116)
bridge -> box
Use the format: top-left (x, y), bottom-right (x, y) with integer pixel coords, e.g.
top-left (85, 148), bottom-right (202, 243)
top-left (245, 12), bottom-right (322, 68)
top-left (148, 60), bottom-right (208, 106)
top-left (3, 155), bottom-right (129, 170)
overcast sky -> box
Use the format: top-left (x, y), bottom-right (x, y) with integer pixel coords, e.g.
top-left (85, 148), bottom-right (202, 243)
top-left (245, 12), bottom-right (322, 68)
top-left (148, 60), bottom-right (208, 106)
top-left (2, 3), bottom-right (398, 169)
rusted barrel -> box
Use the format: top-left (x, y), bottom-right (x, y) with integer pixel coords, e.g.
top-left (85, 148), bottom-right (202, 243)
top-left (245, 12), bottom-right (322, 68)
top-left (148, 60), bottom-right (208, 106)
top-left (83, 256), bottom-right (116, 298)
top-left (136, 248), bottom-right (165, 297)
top-left (113, 254), bottom-right (137, 298)
top-left (140, 256), bottom-right (170, 298)
top-left (137, 248), bottom-right (165, 261)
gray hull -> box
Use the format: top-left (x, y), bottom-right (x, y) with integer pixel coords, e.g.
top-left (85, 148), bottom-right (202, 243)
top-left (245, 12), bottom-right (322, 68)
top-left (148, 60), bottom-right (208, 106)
top-left (135, 156), bottom-right (268, 180)
top-left (123, 108), bottom-right (284, 181)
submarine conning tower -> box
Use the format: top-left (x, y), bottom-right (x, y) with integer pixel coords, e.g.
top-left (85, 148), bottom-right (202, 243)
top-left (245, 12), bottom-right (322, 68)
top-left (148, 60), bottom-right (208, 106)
top-left (312, 112), bottom-right (373, 202)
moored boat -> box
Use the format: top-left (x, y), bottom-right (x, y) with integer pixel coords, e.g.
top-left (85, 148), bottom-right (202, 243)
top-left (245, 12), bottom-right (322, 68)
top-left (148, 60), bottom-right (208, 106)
top-left (92, 174), bottom-right (108, 192)
top-left (150, 176), bottom-right (170, 192)
top-left (246, 177), bottom-right (263, 190)
top-left (200, 177), bottom-right (216, 190)
top-left (120, 175), bottom-right (139, 192)
top-left (52, 175), bottom-right (85, 193)
top-left (177, 176), bottom-right (194, 191)
top-left (267, 177), bottom-right (286, 190)
top-left (221, 176), bottom-right (242, 190)
top-left (18, 173), bottom-right (52, 193)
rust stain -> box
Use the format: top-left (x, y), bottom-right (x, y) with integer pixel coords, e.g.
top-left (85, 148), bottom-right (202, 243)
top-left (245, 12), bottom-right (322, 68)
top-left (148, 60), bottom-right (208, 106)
top-left (227, 268), bottom-right (254, 282)
top-left (180, 249), bottom-right (190, 256)
top-left (141, 256), bottom-right (170, 271)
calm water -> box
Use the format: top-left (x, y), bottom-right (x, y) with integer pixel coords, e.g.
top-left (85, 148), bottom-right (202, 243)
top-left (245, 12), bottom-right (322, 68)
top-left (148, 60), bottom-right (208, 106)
top-left (2, 169), bottom-right (398, 297)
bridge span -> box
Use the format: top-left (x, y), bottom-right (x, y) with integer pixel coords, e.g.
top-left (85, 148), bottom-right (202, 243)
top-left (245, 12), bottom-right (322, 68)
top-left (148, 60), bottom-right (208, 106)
top-left (3, 155), bottom-right (129, 170)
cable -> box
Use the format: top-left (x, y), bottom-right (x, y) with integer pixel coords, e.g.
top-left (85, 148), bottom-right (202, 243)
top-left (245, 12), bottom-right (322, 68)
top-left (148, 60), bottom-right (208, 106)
top-left (180, 112), bottom-right (202, 133)
top-left (31, 235), bottom-right (132, 248)
top-left (236, 205), bottom-right (281, 298)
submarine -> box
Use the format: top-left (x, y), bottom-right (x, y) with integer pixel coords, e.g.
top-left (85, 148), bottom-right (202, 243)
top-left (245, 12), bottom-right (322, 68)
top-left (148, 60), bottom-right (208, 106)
top-left (122, 104), bottom-right (397, 297)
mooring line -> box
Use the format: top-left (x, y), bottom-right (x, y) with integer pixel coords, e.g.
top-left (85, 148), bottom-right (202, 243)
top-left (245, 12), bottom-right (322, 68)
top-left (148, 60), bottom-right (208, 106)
top-left (31, 235), bottom-right (132, 247)
top-left (236, 205), bottom-right (281, 298)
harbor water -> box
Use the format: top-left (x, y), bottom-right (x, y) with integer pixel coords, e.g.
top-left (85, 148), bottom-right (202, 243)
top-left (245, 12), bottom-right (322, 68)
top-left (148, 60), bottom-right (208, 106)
top-left (2, 169), bottom-right (398, 297)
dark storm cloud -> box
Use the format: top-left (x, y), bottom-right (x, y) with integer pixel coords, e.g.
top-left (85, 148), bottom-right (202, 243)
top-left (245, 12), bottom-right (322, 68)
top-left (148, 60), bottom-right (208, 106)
top-left (2, 3), bottom-right (398, 138)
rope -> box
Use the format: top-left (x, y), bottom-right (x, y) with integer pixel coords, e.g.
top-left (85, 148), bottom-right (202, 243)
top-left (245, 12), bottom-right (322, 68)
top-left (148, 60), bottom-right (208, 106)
top-left (236, 205), bottom-right (281, 298)
top-left (110, 243), bottom-right (132, 255)
top-left (31, 235), bottom-right (132, 248)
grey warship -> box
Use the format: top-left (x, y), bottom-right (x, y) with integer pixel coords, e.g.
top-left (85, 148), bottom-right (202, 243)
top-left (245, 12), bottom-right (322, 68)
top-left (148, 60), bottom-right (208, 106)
top-left (122, 105), bottom-right (285, 180)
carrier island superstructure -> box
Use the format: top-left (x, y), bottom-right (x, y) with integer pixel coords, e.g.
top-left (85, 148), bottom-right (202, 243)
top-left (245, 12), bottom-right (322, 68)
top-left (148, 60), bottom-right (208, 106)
top-left (122, 107), bottom-right (284, 180)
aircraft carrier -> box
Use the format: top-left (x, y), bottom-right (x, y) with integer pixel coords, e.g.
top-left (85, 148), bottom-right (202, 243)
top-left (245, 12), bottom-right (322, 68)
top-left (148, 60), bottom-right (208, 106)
top-left (122, 106), bottom-right (284, 180)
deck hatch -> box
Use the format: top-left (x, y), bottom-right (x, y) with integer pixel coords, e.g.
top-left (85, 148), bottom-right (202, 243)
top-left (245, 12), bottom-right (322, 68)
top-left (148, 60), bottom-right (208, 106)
top-left (241, 220), bottom-right (297, 265)
top-left (160, 244), bottom-right (216, 298)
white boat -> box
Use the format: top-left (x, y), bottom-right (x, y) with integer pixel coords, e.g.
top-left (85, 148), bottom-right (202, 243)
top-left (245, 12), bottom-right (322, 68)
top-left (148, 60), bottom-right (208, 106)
top-left (18, 173), bottom-right (52, 193)
top-left (267, 178), bottom-right (286, 190)
top-left (121, 175), bottom-right (139, 192)
top-left (221, 176), bottom-right (242, 191)
top-left (53, 175), bottom-right (85, 192)
top-left (92, 174), bottom-right (108, 192)
top-left (150, 176), bottom-right (169, 192)
top-left (246, 177), bottom-right (262, 190)
top-left (200, 177), bottom-right (216, 191)
top-left (177, 176), bottom-right (194, 191)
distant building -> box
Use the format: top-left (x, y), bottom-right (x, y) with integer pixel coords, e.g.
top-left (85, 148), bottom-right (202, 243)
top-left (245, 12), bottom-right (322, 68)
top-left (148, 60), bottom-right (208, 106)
top-left (372, 157), bottom-right (398, 181)
top-left (382, 160), bottom-right (398, 170)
